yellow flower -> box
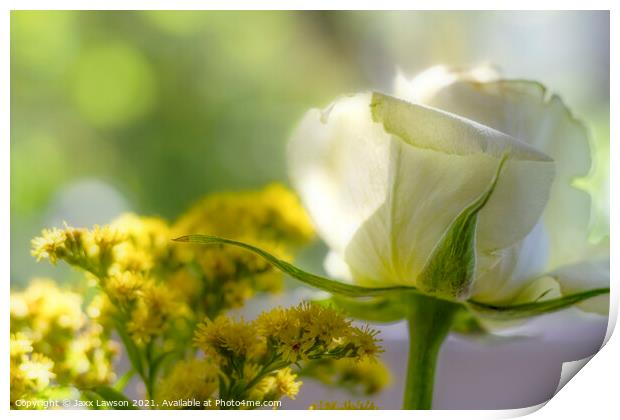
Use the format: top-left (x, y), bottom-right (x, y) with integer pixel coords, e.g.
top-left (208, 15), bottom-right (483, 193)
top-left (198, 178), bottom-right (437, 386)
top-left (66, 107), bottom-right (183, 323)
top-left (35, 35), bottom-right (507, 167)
top-left (11, 278), bottom-right (85, 336)
top-left (104, 271), bottom-right (146, 306)
top-left (63, 324), bottom-right (119, 387)
top-left (173, 183), bottom-right (314, 246)
top-left (110, 213), bottom-right (171, 272)
top-left (248, 367), bottom-right (301, 402)
top-left (273, 368), bottom-right (302, 400)
top-left (31, 224), bottom-right (124, 276)
top-left (157, 358), bottom-right (218, 408)
top-left (309, 400), bottom-right (379, 410)
top-left (303, 357), bottom-right (391, 395)
top-left (10, 332), bottom-right (33, 358)
top-left (193, 316), bottom-right (264, 362)
top-left (167, 269), bottom-right (203, 302)
top-left (255, 302), bottom-right (382, 362)
top-left (11, 341), bottom-right (56, 407)
top-left (221, 280), bottom-right (253, 308)
top-left (126, 281), bottom-right (186, 344)
top-left (31, 228), bottom-right (67, 264)
top-left (18, 353), bottom-right (55, 390)
top-left (11, 279), bottom-right (118, 389)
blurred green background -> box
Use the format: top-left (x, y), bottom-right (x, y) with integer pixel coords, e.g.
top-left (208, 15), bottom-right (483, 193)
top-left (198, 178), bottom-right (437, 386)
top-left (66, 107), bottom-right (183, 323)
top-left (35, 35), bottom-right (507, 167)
top-left (11, 11), bottom-right (610, 285)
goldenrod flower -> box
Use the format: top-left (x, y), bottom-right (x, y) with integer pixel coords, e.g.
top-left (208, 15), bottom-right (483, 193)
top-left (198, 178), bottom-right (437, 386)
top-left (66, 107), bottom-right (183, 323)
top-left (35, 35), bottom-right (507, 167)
top-left (193, 316), bottom-right (264, 363)
top-left (19, 353), bottom-right (56, 389)
top-left (273, 368), bottom-right (302, 400)
top-left (255, 303), bottom-right (382, 362)
top-left (10, 332), bottom-right (34, 358)
top-left (126, 281), bottom-right (187, 344)
top-left (11, 279), bottom-right (84, 336)
top-left (172, 184), bottom-right (314, 315)
top-left (11, 280), bottom-right (118, 389)
top-left (31, 228), bottom-right (67, 264)
top-left (110, 213), bottom-right (171, 273)
top-left (302, 357), bottom-right (391, 395)
top-left (11, 334), bottom-right (56, 407)
top-left (157, 358), bottom-right (218, 408)
top-left (31, 224), bottom-right (124, 277)
top-left (173, 183), bottom-right (313, 246)
top-left (104, 271), bottom-right (146, 307)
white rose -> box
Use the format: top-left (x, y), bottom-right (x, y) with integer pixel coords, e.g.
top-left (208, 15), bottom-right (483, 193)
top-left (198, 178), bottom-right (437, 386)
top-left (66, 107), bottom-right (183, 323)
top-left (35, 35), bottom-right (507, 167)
top-left (288, 66), bottom-right (608, 313)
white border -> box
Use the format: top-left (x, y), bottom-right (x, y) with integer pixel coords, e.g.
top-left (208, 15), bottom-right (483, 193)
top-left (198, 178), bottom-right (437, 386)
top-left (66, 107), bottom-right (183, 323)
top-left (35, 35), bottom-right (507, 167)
top-left (2, 2), bottom-right (616, 419)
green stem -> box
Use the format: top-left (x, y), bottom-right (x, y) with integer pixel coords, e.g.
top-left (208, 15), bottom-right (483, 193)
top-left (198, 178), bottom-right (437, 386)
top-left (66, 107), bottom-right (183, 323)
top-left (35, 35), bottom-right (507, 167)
top-left (403, 294), bottom-right (458, 410)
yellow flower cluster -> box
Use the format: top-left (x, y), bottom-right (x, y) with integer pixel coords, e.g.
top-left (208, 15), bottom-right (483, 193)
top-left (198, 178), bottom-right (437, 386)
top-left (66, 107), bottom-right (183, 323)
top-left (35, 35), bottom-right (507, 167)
top-left (195, 303), bottom-right (381, 364)
top-left (255, 302), bottom-right (382, 362)
top-left (157, 358), bottom-right (219, 408)
top-left (109, 213), bottom-right (173, 274)
top-left (31, 217), bottom-right (192, 345)
top-left (189, 303), bottom-right (381, 408)
top-left (249, 367), bottom-right (302, 402)
top-left (10, 279), bottom-right (118, 389)
top-left (172, 183), bottom-right (314, 316)
top-left (31, 225), bottom-right (124, 277)
top-left (31, 184), bottom-right (315, 334)
top-left (309, 400), bottom-right (379, 410)
top-left (23, 184), bottom-right (391, 408)
top-left (173, 183), bottom-right (314, 246)
top-left (101, 271), bottom-right (190, 344)
top-left (10, 333), bottom-right (55, 408)
top-left (301, 357), bottom-right (391, 395)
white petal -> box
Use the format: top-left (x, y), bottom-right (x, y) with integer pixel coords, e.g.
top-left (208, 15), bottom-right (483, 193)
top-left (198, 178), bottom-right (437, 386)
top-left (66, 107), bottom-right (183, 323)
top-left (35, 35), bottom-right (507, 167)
top-left (397, 69), bottom-right (592, 270)
top-left (472, 221), bottom-right (550, 303)
top-left (550, 259), bottom-right (610, 315)
top-left (323, 251), bottom-right (353, 283)
top-left (288, 92), bottom-right (554, 289)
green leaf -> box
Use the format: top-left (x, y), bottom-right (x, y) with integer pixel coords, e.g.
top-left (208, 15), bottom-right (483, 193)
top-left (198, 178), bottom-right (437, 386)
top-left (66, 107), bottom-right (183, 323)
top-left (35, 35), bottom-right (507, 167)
top-left (90, 385), bottom-right (138, 410)
top-left (467, 288), bottom-right (610, 320)
top-left (113, 369), bottom-right (135, 392)
top-left (174, 235), bottom-right (418, 298)
top-left (317, 295), bottom-right (408, 323)
top-left (173, 234), bottom-right (610, 322)
top-left (81, 390), bottom-right (107, 410)
top-left (450, 307), bottom-right (487, 334)
top-left (415, 155), bottom-right (507, 300)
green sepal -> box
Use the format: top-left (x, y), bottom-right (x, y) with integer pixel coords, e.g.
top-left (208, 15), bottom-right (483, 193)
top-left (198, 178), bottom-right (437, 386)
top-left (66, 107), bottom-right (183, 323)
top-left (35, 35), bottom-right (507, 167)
top-left (467, 288), bottom-right (610, 320)
top-left (415, 155), bottom-right (507, 300)
top-left (174, 235), bottom-right (419, 298)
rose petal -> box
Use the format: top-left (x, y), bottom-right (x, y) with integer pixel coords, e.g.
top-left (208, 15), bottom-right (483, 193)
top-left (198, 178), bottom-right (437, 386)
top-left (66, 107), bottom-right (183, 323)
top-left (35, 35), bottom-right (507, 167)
top-left (396, 69), bottom-right (593, 270)
top-left (288, 92), bottom-right (554, 288)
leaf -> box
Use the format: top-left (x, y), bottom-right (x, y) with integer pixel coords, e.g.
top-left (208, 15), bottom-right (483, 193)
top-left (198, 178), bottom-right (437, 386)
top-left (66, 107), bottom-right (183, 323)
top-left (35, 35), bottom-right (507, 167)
top-left (81, 390), bottom-right (106, 410)
top-left (174, 235), bottom-right (418, 298)
top-left (317, 295), bottom-right (408, 323)
top-left (113, 369), bottom-right (135, 392)
top-left (467, 288), bottom-right (610, 320)
top-left (173, 235), bottom-right (610, 322)
top-left (90, 385), bottom-right (138, 410)
top-left (416, 155), bottom-right (507, 300)
top-left (450, 307), bottom-right (487, 334)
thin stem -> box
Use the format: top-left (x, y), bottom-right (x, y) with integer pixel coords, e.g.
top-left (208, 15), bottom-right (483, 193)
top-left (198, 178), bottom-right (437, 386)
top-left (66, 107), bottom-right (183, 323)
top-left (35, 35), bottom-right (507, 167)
top-left (403, 294), bottom-right (458, 410)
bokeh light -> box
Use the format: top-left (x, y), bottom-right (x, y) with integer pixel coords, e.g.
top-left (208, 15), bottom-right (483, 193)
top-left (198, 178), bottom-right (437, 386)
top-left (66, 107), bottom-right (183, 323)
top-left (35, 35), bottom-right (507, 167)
top-left (71, 43), bottom-right (157, 127)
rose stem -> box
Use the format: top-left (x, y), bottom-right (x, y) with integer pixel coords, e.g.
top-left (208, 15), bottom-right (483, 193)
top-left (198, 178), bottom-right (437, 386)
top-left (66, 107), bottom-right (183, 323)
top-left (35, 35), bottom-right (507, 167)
top-left (403, 293), bottom-right (458, 409)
